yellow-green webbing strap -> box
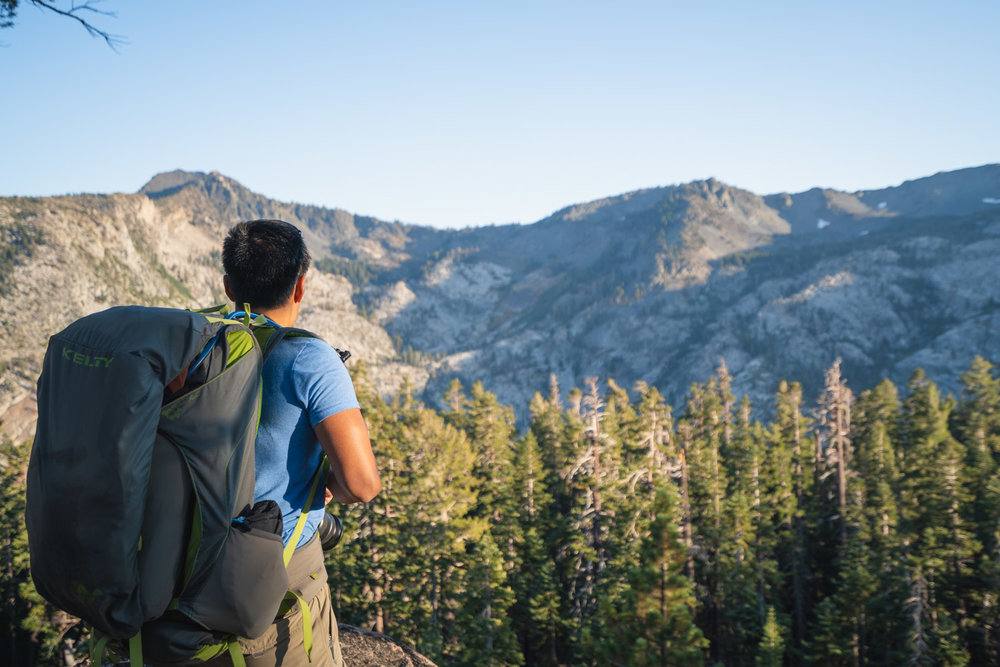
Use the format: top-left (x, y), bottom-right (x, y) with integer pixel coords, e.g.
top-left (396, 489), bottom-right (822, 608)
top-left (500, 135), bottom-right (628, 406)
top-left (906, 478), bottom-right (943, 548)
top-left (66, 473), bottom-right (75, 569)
top-left (282, 460), bottom-right (326, 567)
top-left (87, 630), bottom-right (142, 665)
top-left (283, 590), bottom-right (313, 661)
top-left (189, 638), bottom-right (246, 666)
top-left (89, 633), bottom-right (110, 665)
top-left (129, 631), bottom-right (142, 666)
top-left (277, 460), bottom-right (325, 662)
top-left (228, 639), bottom-right (248, 667)
top-left (189, 303), bottom-right (231, 316)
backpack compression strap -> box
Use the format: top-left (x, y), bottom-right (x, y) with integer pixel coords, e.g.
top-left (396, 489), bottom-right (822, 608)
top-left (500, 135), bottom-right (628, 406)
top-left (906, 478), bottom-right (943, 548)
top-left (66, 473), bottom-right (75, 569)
top-left (274, 459), bottom-right (327, 662)
top-left (91, 630), bottom-right (235, 667)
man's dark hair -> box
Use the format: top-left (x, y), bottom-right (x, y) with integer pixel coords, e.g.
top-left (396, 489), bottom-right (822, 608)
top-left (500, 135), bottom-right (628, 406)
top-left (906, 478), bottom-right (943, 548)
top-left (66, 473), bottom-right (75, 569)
top-left (222, 219), bottom-right (311, 310)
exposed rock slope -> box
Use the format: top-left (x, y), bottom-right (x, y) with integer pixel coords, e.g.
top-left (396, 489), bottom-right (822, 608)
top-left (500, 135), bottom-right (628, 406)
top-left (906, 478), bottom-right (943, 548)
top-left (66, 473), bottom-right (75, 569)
top-left (0, 179), bottom-right (416, 443)
top-left (360, 165), bottom-right (1000, 413)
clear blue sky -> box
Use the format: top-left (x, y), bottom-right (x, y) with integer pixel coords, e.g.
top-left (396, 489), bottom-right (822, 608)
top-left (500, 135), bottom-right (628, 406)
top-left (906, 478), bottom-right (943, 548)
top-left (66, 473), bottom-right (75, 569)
top-left (3, 1), bottom-right (998, 228)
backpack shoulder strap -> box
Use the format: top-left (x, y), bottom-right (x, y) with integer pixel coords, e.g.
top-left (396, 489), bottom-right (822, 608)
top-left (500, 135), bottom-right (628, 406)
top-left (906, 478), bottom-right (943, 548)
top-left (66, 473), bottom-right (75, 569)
top-left (283, 458), bottom-right (327, 567)
top-left (252, 325), bottom-right (350, 363)
top-left (200, 304), bottom-right (351, 364)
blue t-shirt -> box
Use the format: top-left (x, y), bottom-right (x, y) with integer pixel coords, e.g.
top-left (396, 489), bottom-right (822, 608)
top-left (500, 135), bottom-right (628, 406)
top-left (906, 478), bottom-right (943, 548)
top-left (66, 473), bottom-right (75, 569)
top-left (253, 333), bottom-right (360, 548)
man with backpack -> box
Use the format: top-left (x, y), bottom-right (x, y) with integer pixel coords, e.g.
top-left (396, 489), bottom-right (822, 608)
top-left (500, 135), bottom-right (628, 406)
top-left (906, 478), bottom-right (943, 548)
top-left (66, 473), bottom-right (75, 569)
top-left (27, 217), bottom-right (378, 665)
top-left (219, 218), bottom-right (381, 666)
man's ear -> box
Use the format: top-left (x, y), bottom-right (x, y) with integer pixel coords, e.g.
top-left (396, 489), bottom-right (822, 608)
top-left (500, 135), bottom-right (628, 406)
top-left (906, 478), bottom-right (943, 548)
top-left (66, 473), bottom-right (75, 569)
top-left (223, 275), bottom-right (235, 302)
top-left (292, 274), bottom-right (306, 304)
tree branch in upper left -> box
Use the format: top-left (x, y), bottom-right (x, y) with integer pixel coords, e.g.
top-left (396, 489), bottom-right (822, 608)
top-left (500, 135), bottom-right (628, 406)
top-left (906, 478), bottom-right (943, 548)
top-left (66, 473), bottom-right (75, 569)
top-left (1, 0), bottom-right (126, 50)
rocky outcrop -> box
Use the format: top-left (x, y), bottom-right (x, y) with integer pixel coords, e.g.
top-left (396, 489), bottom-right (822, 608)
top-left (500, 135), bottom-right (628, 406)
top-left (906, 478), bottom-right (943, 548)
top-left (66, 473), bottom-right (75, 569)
top-left (339, 625), bottom-right (436, 666)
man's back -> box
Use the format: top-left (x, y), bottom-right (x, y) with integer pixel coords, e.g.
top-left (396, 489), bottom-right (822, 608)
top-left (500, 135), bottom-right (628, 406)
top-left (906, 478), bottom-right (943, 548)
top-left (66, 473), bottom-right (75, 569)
top-left (255, 334), bottom-right (360, 547)
top-left (218, 219), bottom-right (379, 666)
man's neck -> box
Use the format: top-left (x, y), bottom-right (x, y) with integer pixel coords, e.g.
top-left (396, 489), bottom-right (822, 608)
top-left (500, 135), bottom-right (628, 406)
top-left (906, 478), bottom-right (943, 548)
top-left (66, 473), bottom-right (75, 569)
top-left (242, 302), bottom-right (299, 328)
top-left (228, 274), bottom-right (305, 328)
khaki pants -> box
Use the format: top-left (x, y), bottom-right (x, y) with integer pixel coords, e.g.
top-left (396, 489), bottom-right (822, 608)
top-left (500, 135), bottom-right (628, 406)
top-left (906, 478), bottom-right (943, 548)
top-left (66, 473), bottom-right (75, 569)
top-left (206, 535), bottom-right (343, 666)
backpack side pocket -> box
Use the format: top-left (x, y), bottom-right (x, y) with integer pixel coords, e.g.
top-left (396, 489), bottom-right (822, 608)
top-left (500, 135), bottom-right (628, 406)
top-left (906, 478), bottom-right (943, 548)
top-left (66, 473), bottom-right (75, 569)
top-left (181, 501), bottom-right (288, 638)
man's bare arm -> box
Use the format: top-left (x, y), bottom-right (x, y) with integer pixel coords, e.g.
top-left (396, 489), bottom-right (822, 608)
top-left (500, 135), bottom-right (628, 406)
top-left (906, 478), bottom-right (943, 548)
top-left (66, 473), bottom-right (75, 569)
top-left (315, 408), bottom-right (381, 504)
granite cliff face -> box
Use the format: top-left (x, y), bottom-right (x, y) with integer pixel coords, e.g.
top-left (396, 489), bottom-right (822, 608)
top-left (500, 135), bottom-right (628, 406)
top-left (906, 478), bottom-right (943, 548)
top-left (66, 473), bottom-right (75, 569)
top-left (1, 165), bottom-right (999, 440)
top-left (0, 176), bottom-right (417, 443)
top-left (354, 165), bottom-right (1000, 416)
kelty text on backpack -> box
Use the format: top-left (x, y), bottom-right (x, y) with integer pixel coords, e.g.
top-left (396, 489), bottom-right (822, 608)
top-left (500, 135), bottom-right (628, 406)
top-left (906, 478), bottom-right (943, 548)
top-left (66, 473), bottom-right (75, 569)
top-left (61, 347), bottom-right (113, 368)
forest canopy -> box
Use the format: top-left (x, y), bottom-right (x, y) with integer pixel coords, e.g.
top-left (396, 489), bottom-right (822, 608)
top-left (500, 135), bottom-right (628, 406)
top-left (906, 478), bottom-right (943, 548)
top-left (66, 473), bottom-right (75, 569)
top-left (3, 357), bottom-right (999, 665)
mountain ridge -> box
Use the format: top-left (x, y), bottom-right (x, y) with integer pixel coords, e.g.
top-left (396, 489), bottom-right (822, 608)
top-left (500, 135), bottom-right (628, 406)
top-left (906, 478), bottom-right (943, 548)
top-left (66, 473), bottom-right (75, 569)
top-left (1, 164), bottom-right (998, 440)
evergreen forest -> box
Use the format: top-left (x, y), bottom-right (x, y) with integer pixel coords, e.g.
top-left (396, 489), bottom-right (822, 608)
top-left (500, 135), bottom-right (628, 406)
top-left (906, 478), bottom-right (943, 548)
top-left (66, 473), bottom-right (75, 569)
top-left (3, 357), bottom-right (1000, 666)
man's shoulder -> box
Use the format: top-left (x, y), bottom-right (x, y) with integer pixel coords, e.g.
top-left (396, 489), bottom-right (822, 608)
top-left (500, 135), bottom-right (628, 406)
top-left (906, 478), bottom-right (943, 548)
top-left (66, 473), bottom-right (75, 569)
top-left (281, 330), bottom-right (329, 349)
top-left (264, 330), bottom-right (358, 415)
top-left (266, 333), bottom-right (343, 371)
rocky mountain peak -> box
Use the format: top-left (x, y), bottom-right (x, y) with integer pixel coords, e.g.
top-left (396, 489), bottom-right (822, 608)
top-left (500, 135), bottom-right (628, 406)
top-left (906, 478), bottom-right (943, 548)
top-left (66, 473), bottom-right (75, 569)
top-left (140, 169), bottom-right (246, 199)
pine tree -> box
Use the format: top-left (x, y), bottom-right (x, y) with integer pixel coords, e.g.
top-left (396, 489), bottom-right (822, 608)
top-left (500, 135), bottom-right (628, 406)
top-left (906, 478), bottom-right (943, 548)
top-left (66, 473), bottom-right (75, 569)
top-left (528, 377), bottom-right (579, 663)
top-left (0, 438), bottom-right (87, 665)
top-left (0, 438), bottom-right (33, 665)
top-left (509, 432), bottom-right (561, 666)
top-left (952, 356), bottom-right (1000, 662)
top-left (625, 382), bottom-right (674, 514)
top-left (443, 378), bottom-right (471, 433)
top-left (677, 369), bottom-right (732, 661)
top-left (618, 381), bottom-right (677, 603)
top-left (327, 363), bottom-right (408, 634)
top-left (765, 380), bottom-right (814, 658)
top-left (465, 381), bottom-right (519, 536)
top-left (850, 379), bottom-right (908, 664)
top-left (953, 356), bottom-right (1000, 462)
top-left (717, 396), bottom-right (769, 665)
top-left (592, 485), bottom-right (706, 666)
top-left (755, 606), bottom-right (787, 667)
top-left (562, 378), bottom-right (621, 650)
top-left (384, 404), bottom-right (483, 659)
top-left (815, 359), bottom-right (854, 562)
top-left (529, 375), bottom-right (567, 486)
top-left (456, 530), bottom-right (524, 666)
top-left (898, 370), bottom-right (978, 666)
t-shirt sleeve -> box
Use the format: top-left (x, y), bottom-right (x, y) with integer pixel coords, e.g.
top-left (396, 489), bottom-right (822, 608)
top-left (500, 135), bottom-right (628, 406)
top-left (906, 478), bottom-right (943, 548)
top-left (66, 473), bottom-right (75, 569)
top-left (290, 339), bottom-right (361, 427)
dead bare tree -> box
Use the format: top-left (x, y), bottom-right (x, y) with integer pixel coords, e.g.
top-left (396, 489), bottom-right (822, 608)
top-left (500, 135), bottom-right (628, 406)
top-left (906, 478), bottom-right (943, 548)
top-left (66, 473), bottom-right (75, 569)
top-left (815, 359), bottom-right (854, 549)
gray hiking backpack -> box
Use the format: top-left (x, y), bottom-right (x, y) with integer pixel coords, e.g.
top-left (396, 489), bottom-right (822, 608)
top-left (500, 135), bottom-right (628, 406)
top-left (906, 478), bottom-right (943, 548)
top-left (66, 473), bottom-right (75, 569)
top-left (26, 305), bottom-right (324, 666)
